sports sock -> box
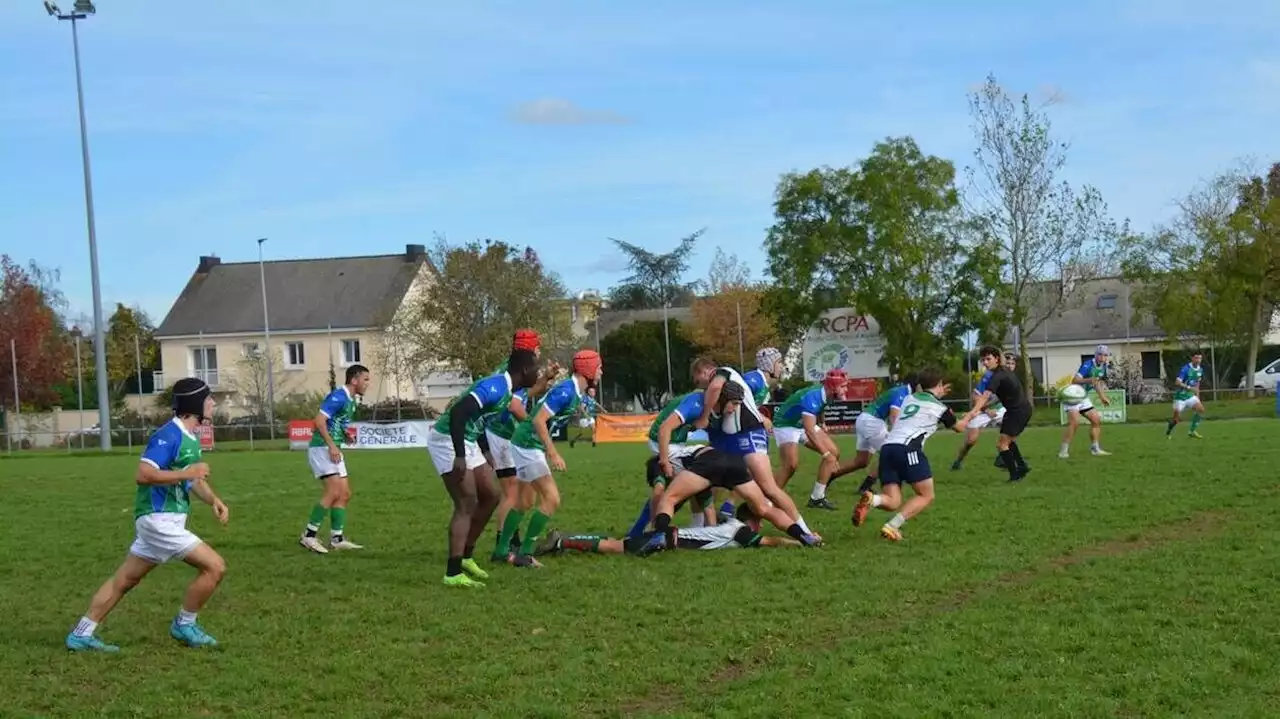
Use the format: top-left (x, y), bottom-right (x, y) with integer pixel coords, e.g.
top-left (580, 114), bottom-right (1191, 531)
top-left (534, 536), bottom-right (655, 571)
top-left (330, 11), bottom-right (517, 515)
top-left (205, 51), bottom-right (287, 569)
top-left (785, 524), bottom-right (807, 540)
top-left (305, 504), bottom-right (326, 537)
top-left (810, 482), bottom-right (827, 501)
top-left (857, 476), bottom-right (876, 494)
top-left (871, 494), bottom-right (884, 508)
top-left (329, 507), bottom-right (346, 541)
top-left (1190, 413), bottom-right (1202, 433)
top-left (446, 556), bottom-right (463, 577)
top-left (626, 500), bottom-right (652, 539)
top-left (495, 509), bottom-right (524, 556)
top-left (519, 510), bottom-right (551, 556)
top-left (73, 617), bottom-right (97, 638)
top-left (563, 535), bottom-right (602, 553)
top-left (1009, 442), bottom-right (1028, 470)
top-left (886, 513), bottom-right (906, 530)
top-left (1166, 418), bottom-right (1177, 435)
top-left (653, 513), bottom-right (673, 533)
top-left (176, 609), bottom-right (198, 626)
top-left (688, 513), bottom-right (706, 528)
top-left (999, 449), bottom-right (1018, 478)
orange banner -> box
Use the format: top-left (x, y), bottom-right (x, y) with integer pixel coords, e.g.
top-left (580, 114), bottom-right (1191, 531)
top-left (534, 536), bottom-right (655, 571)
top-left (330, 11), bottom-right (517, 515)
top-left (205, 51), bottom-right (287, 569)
top-left (593, 413), bottom-right (658, 443)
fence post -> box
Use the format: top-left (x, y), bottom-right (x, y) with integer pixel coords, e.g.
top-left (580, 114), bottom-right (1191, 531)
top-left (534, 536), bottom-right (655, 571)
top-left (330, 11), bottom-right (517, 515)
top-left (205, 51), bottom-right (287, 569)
top-left (249, 423), bottom-right (255, 451)
top-left (1274, 380), bottom-right (1279, 418)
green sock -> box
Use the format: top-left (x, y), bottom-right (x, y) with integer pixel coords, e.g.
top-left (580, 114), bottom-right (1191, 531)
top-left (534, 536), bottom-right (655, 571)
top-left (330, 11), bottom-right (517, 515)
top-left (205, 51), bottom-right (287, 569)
top-left (1190, 413), bottom-right (1202, 433)
top-left (520, 510), bottom-right (551, 556)
top-left (305, 504), bottom-right (327, 536)
top-left (1166, 419), bottom-right (1176, 436)
top-left (495, 510), bottom-right (524, 557)
top-left (330, 507), bottom-right (346, 537)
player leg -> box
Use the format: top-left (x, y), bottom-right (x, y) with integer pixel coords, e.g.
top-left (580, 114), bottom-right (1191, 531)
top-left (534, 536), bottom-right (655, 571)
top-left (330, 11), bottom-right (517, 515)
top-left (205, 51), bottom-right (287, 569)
top-left (855, 445), bottom-right (903, 530)
top-left (301, 446), bottom-right (343, 553)
top-left (732, 480), bottom-right (820, 543)
top-left (648, 470), bottom-right (714, 553)
top-left (1166, 399), bottom-right (1184, 437)
top-left (1059, 400), bottom-right (1091, 458)
top-left (487, 431), bottom-right (523, 555)
top-left (952, 418), bottom-right (985, 470)
top-left (744, 449), bottom-right (810, 533)
top-left (1188, 398), bottom-right (1206, 438)
top-left (774, 429), bottom-right (803, 490)
top-left (324, 474), bottom-right (360, 550)
top-left (1085, 408), bottom-right (1109, 455)
top-left (804, 430), bottom-right (841, 510)
top-left (441, 464), bottom-right (483, 586)
top-left (557, 533), bottom-right (626, 554)
top-left (877, 445), bottom-right (925, 541)
top-left (171, 542), bottom-right (227, 647)
top-left (66, 554), bottom-right (157, 652)
top-left (515, 474), bottom-right (560, 566)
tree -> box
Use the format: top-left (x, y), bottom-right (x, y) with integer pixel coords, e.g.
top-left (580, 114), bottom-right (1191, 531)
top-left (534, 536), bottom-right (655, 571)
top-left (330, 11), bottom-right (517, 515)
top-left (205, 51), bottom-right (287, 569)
top-left (101, 303), bottom-right (159, 400)
top-left (228, 346), bottom-right (293, 419)
top-left (0, 256), bottom-right (72, 409)
top-left (599, 319), bottom-right (699, 411)
top-left (764, 137), bottom-right (1003, 375)
top-left (607, 231), bottom-right (703, 309)
top-left (966, 74), bottom-right (1124, 388)
top-left (1226, 163), bottom-right (1280, 395)
top-left (397, 238), bottom-right (570, 379)
top-left (690, 251), bottom-right (779, 366)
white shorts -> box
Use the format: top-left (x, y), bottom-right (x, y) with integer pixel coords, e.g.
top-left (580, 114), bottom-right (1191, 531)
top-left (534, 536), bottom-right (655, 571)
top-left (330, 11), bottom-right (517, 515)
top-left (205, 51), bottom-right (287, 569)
top-left (426, 427), bottom-right (486, 476)
top-left (578, 417), bottom-right (595, 429)
top-left (485, 430), bottom-right (515, 472)
top-left (1067, 400), bottom-right (1095, 414)
top-left (307, 445), bottom-right (349, 479)
top-left (773, 426), bottom-right (810, 447)
top-left (1173, 397), bottom-right (1203, 414)
top-left (854, 414), bottom-right (887, 453)
top-left (129, 513), bottom-right (202, 564)
top-left (511, 444), bottom-right (551, 483)
top-left (968, 407), bottom-right (1006, 430)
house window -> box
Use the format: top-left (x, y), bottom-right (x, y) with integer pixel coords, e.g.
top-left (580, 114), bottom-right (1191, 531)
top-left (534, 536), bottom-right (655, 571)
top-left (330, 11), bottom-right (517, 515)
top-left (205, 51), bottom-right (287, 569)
top-left (286, 342), bottom-right (306, 368)
top-left (342, 339), bottom-right (362, 365)
top-left (1140, 351), bottom-right (1161, 380)
top-left (242, 342), bottom-right (260, 358)
top-left (1096, 294), bottom-right (1118, 310)
top-left (1029, 357), bottom-right (1045, 387)
top-left (191, 346), bottom-right (219, 387)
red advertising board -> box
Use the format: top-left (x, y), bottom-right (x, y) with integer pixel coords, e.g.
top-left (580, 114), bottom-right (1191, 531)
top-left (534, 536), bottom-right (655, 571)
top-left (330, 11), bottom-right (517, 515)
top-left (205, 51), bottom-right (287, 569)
top-left (289, 420), bottom-right (356, 449)
top-left (842, 378), bottom-right (878, 402)
top-left (194, 422), bottom-right (215, 451)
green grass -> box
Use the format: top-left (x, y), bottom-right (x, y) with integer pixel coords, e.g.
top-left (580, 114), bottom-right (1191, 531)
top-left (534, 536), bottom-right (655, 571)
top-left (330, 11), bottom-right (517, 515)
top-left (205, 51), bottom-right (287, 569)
top-left (3, 419), bottom-right (1279, 718)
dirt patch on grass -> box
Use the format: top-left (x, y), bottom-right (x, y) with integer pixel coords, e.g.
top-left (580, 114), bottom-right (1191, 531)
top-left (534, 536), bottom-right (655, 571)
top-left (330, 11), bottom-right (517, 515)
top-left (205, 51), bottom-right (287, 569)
top-left (614, 510), bottom-right (1230, 718)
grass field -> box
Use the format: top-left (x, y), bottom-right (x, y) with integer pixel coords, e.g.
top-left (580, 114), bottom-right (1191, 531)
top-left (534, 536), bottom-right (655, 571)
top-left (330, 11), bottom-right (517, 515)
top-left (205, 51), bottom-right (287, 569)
top-left (3, 418), bottom-right (1279, 718)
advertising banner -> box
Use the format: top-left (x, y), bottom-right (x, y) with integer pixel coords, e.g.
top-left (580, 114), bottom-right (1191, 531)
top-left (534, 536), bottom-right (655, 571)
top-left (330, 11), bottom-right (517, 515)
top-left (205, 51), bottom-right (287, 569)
top-left (1058, 389), bottom-right (1127, 425)
top-left (194, 423), bottom-right (214, 451)
top-left (288, 420), bottom-right (419, 449)
top-left (594, 413), bottom-right (658, 443)
top-left (803, 309), bottom-right (887, 380)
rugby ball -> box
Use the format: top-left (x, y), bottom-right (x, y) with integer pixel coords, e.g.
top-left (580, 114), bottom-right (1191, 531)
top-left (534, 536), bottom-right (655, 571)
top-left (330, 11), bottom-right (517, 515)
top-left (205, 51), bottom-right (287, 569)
top-left (1059, 384), bottom-right (1088, 406)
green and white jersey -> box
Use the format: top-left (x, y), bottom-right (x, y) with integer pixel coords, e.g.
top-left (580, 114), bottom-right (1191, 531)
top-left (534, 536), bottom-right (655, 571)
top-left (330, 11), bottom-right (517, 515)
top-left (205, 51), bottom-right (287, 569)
top-left (1174, 363), bottom-right (1204, 401)
top-left (511, 377), bottom-right (582, 451)
top-left (433, 372), bottom-right (516, 442)
top-left (485, 388), bottom-right (529, 440)
top-left (647, 392), bottom-right (705, 445)
top-left (883, 392), bottom-right (957, 448)
top-left (136, 418), bottom-right (203, 519)
top-left (311, 386), bottom-right (357, 448)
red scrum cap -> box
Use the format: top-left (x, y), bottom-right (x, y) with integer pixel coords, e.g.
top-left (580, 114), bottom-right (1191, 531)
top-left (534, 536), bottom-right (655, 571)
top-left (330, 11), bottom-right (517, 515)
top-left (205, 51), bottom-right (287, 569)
top-left (512, 329), bottom-right (540, 352)
top-left (572, 349), bottom-right (602, 378)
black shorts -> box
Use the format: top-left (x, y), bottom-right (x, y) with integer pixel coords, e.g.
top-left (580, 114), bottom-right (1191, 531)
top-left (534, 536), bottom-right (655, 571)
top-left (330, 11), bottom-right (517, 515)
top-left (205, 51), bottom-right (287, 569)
top-left (646, 456), bottom-right (713, 508)
top-left (683, 448), bottom-right (752, 490)
top-left (1000, 405), bottom-right (1032, 438)
top-left (878, 443), bottom-right (933, 486)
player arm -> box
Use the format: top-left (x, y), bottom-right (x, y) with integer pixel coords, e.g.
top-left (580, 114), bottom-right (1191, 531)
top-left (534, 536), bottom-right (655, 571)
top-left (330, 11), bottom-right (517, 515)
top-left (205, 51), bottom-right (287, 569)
top-left (448, 395), bottom-right (484, 457)
top-left (801, 412), bottom-right (832, 456)
top-left (657, 412), bottom-right (685, 459)
top-left (886, 405), bottom-right (901, 429)
top-left (507, 395), bottom-right (529, 422)
top-left (532, 405), bottom-right (558, 456)
top-left (188, 478), bottom-right (222, 506)
top-left (528, 362), bottom-right (560, 399)
top-left (313, 404), bottom-right (341, 452)
top-left (696, 375), bottom-right (726, 428)
top-left (940, 407), bottom-right (970, 433)
top-left (135, 461), bottom-right (200, 485)
top-left (1175, 369), bottom-right (1191, 391)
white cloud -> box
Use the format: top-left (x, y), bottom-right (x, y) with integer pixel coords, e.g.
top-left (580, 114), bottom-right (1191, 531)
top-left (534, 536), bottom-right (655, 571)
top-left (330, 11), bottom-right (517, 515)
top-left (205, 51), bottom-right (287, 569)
top-left (509, 98), bottom-right (629, 126)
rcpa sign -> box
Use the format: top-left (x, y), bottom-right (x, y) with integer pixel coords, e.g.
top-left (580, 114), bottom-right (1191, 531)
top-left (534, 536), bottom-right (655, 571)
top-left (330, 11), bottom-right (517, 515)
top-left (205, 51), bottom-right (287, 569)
top-left (802, 309), bottom-right (886, 380)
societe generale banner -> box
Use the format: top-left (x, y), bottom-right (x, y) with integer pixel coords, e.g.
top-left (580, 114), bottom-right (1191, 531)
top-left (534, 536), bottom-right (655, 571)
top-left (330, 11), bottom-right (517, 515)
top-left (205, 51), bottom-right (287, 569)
top-left (288, 420), bottom-right (428, 449)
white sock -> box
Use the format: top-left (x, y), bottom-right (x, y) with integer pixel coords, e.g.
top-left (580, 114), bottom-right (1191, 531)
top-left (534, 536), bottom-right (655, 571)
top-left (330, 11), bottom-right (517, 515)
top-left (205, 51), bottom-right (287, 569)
top-left (1091, 442), bottom-right (1101, 451)
top-left (796, 516), bottom-right (812, 534)
top-left (887, 513), bottom-right (906, 530)
top-left (810, 483), bottom-right (827, 501)
top-left (73, 617), bottom-right (97, 637)
top-left (872, 494), bottom-right (884, 508)
top-left (1060, 443), bottom-right (1070, 453)
top-left (688, 513), bottom-right (706, 528)
top-left (176, 609), bottom-right (198, 626)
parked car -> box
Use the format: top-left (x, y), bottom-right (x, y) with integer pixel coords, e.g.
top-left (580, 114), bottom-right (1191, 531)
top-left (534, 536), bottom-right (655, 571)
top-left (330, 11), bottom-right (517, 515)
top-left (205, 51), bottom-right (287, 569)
top-left (1237, 358), bottom-right (1280, 393)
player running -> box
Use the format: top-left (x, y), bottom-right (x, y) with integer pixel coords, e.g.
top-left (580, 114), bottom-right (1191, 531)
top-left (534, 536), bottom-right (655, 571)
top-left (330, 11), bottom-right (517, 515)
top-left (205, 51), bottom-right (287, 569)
top-left (1060, 345), bottom-right (1113, 458)
top-left (66, 378), bottom-right (229, 652)
top-left (1167, 352), bottom-right (1206, 439)
top-left (536, 502), bottom-right (804, 557)
top-left (428, 349), bottom-right (541, 588)
top-left (772, 369), bottom-right (848, 510)
top-left (568, 386), bottom-right (601, 448)
top-left (299, 364), bottom-right (371, 554)
top-left (852, 369), bottom-right (975, 541)
top-left (696, 350), bottom-right (812, 534)
top-left (840, 374), bottom-right (916, 523)
top-left (496, 349), bottom-right (603, 568)
top-left (951, 353), bottom-right (1017, 471)
top-left (970, 347), bottom-right (1034, 483)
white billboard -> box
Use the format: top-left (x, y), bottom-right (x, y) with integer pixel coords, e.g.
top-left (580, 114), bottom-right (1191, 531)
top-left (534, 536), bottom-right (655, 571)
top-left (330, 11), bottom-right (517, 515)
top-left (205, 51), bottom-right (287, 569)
top-left (802, 309), bottom-right (887, 380)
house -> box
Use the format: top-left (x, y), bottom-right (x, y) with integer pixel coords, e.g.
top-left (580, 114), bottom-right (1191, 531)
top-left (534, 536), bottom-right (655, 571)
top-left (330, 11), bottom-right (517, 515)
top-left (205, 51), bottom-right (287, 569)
top-left (152, 244), bottom-right (443, 415)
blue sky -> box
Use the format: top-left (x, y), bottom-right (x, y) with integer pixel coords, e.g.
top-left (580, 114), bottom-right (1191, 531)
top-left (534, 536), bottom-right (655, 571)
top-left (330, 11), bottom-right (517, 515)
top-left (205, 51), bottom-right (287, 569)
top-left (2, 0), bottom-right (1278, 324)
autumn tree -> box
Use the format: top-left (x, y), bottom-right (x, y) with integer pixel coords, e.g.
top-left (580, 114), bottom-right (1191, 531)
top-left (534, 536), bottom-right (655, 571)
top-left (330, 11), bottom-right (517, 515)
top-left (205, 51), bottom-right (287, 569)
top-left (966, 74), bottom-right (1125, 387)
top-left (0, 256), bottom-right (72, 409)
top-left (100, 304), bottom-right (160, 398)
top-left (395, 238), bottom-right (570, 379)
top-left (607, 231), bottom-right (703, 310)
top-left (764, 137), bottom-right (1002, 375)
top-left (689, 249), bottom-right (779, 367)
top-left (599, 319), bottom-right (699, 411)
top-left (228, 346), bottom-right (294, 419)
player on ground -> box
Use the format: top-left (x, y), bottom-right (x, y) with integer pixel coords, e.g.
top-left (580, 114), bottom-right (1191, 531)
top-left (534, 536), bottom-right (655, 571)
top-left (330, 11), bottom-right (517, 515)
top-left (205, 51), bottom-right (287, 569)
top-left (951, 354), bottom-right (1017, 471)
top-left (496, 349), bottom-right (603, 568)
top-left (536, 503), bottom-right (803, 556)
top-left (1060, 345), bottom-right (1113, 458)
top-left (696, 350), bottom-right (812, 534)
top-left (1167, 352), bottom-right (1206, 439)
top-left (568, 386), bottom-right (601, 449)
top-left (625, 358), bottom-right (719, 538)
top-left (299, 364), bottom-right (372, 554)
top-left (970, 348), bottom-right (1034, 483)
top-left (772, 369), bottom-right (848, 510)
top-left (428, 349), bottom-right (541, 588)
top-left (853, 369), bottom-right (975, 541)
top-left (840, 374), bottom-right (916, 525)
top-left (66, 378), bottom-right (229, 652)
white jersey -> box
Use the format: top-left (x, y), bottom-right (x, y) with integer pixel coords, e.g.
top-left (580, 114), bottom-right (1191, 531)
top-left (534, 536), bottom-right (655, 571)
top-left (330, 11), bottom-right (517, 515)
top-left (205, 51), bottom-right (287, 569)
top-left (715, 367), bottom-right (765, 432)
top-left (675, 518), bottom-right (759, 550)
top-left (882, 392), bottom-right (956, 447)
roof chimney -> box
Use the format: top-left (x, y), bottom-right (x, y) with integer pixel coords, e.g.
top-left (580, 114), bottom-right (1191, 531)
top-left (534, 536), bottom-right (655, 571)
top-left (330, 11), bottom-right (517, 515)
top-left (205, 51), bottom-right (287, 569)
top-left (197, 255), bottom-right (221, 273)
top-left (405, 244), bottom-right (426, 262)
